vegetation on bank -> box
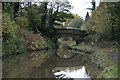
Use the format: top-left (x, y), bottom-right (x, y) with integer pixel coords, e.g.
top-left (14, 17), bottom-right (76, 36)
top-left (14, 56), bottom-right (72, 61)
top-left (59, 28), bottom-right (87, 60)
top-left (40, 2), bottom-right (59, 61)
top-left (70, 43), bottom-right (118, 78)
top-left (1, 1), bottom-right (90, 56)
top-left (2, 13), bottom-right (26, 56)
top-left (2, 1), bottom-right (76, 56)
top-left (81, 2), bottom-right (120, 43)
top-left (77, 3), bottom-right (119, 78)
top-left (2, 12), bottom-right (54, 56)
top-left (75, 3), bottom-right (119, 78)
top-left (95, 50), bottom-right (118, 78)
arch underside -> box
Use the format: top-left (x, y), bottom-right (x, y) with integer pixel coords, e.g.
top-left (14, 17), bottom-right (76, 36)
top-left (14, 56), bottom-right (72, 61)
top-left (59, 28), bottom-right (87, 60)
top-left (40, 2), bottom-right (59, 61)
top-left (54, 34), bottom-right (84, 45)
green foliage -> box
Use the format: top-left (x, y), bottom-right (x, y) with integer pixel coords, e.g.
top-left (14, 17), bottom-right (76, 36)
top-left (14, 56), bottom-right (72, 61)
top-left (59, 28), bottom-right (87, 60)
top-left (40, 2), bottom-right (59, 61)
top-left (109, 2), bottom-right (120, 41)
top-left (95, 50), bottom-right (118, 78)
top-left (12, 36), bottom-right (26, 53)
top-left (2, 13), bottom-right (26, 56)
top-left (2, 36), bottom-right (26, 56)
top-left (84, 34), bottom-right (100, 43)
top-left (0, 38), bottom-right (2, 56)
top-left (55, 12), bottom-right (74, 23)
top-left (2, 2), bottom-right (20, 19)
top-left (73, 43), bottom-right (118, 78)
top-left (81, 2), bottom-right (120, 42)
top-left (27, 1), bottom-right (74, 33)
top-left (15, 10), bottom-right (29, 27)
top-left (28, 40), bottom-right (46, 50)
top-left (2, 13), bottom-right (18, 39)
top-left (27, 4), bottom-right (43, 33)
top-left (2, 3), bottom-right (12, 13)
top-left (44, 39), bottom-right (55, 49)
top-left (67, 15), bottom-right (83, 28)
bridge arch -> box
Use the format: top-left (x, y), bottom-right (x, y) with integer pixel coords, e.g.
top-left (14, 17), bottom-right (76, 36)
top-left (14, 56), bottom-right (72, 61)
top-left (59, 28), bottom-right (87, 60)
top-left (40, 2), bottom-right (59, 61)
top-left (52, 29), bottom-right (88, 45)
top-left (57, 35), bottom-right (77, 46)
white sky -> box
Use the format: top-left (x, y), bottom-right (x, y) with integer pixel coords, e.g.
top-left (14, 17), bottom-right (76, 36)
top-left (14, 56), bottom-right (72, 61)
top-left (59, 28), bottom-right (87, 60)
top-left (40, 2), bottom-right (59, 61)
top-left (23, 0), bottom-right (100, 20)
top-left (68, 0), bottom-right (100, 20)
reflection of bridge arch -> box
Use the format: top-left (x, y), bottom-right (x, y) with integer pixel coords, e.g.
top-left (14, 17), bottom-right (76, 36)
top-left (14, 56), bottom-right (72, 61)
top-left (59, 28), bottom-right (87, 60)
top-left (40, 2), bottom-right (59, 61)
top-left (51, 52), bottom-right (91, 67)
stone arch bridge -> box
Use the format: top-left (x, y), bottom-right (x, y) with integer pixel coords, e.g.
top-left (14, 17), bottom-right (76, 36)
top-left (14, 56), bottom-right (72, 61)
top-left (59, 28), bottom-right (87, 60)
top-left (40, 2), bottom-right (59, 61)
top-left (47, 28), bottom-right (89, 45)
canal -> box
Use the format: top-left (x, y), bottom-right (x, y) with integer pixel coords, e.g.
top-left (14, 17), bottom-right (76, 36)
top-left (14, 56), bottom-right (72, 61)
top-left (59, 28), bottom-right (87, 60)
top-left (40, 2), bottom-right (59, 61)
top-left (2, 49), bottom-right (100, 79)
top-left (2, 38), bottom-right (100, 79)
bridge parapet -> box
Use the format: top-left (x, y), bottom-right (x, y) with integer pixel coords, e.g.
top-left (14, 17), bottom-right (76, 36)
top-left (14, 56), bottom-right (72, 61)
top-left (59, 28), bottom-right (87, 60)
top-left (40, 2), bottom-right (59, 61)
top-left (52, 28), bottom-right (89, 45)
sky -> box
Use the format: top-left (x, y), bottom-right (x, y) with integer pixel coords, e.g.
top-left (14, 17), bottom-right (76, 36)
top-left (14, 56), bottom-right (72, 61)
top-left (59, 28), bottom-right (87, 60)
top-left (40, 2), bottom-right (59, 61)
top-left (68, 0), bottom-right (100, 20)
top-left (23, 0), bottom-right (100, 20)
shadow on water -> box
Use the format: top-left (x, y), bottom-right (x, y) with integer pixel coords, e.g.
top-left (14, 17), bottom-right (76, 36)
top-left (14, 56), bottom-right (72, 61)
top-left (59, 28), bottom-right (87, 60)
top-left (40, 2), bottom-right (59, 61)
top-left (2, 48), bottom-right (100, 79)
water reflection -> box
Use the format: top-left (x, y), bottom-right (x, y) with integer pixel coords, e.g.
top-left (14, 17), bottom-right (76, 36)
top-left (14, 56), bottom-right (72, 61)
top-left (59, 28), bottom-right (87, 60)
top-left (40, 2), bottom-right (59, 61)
top-left (56, 49), bottom-right (77, 59)
top-left (54, 66), bottom-right (90, 79)
top-left (2, 49), bottom-right (99, 78)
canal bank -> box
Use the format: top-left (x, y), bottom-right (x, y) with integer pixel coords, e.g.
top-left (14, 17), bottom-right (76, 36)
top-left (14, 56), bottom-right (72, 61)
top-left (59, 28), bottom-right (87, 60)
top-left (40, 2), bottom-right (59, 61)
top-left (70, 43), bottom-right (118, 78)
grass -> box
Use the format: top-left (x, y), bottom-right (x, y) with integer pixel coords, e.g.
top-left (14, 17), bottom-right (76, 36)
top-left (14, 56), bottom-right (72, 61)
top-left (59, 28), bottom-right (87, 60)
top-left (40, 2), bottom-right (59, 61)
top-left (95, 50), bottom-right (118, 78)
top-left (71, 43), bottom-right (118, 78)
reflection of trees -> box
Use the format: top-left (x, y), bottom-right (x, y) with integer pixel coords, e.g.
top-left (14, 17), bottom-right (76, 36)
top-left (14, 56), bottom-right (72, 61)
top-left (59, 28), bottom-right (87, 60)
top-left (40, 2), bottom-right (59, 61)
top-left (56, 49), bottom-right (77, 59)
top-left (52, 50), bottom-right (91, 67)
top-left (57, 36), bottom-right (76, 48)
top-left (29, 60), bottom-right (56, 78)
top-left (29, 49), bottom-right (99, 78)
top-left (28, 50), bottom-right (57, 78)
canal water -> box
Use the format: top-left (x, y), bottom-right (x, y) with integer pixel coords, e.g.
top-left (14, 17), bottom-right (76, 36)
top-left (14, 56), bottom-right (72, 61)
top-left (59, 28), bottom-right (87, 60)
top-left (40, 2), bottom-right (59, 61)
top-left (2, 48), bottom-right (100, 79)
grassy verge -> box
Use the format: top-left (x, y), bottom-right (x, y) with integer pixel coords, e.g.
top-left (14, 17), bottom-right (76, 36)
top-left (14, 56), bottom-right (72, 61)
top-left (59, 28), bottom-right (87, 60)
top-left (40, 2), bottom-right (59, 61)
top-left (95, 49), bottom-right (118, 78)
top-left (71, 43), bottom-right (118, 78)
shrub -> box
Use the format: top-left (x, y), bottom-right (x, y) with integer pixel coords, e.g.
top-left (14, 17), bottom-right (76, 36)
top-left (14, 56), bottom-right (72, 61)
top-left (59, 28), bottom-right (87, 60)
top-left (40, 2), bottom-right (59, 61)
top-left (2, 12), bottom-right (26, 56)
